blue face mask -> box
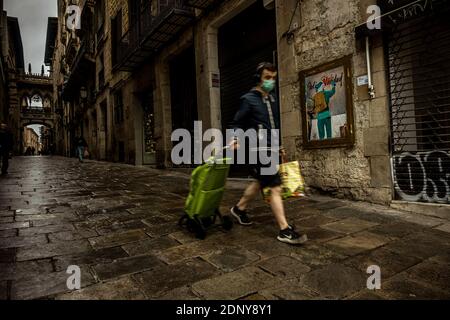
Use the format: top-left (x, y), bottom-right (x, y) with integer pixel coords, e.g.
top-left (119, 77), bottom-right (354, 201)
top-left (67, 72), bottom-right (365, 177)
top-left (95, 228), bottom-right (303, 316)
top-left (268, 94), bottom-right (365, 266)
top-left (261, 79), bottom-right (276, 93)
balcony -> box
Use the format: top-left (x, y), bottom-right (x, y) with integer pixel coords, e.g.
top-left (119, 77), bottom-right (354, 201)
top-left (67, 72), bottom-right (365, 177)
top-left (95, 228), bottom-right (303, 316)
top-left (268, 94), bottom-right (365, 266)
top-left (69, 35), bottom-right (95, 72)
top-left (114, 0), bottom-right (194, 71)
top-left (17, 72), bottom-right (53, 85)
top-left (21, 107), bottom-right (52, 114)
top-left (62, 29), bottom-right (96, 101)
top-left (65, 32), bottom-right (80, 69)
top-left (183, 0), bottom-right (223, 10)
top-left (21, 107), bottom-right (54, 122)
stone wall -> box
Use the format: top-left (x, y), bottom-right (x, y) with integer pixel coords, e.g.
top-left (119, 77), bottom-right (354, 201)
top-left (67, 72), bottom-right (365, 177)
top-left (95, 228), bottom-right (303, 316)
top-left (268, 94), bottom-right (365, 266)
top-left (162, 0), bottom-right (393, 204)
top-left (278, 0), bottom-right (392, 204)
top-left (0, 7), bottom-right (7, 123)
top-left (151, 0), bottom-right (254, 167)
top-left (93, 0), bottom-right (137, 164)
top-left (51, 2), bottom-right (64, 155)
top-left (106, 0), bottom-right (162, 166)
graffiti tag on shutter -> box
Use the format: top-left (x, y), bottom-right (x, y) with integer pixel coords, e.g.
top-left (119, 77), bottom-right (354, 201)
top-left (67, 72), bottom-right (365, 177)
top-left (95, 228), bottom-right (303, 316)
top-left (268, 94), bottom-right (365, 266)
top-left (393, 151), bottom-right (450, 203)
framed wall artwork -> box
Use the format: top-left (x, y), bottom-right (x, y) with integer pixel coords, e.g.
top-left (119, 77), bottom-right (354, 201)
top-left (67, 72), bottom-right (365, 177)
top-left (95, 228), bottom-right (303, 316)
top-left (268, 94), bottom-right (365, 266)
top-left (299, 55), bottom-right (355, 149)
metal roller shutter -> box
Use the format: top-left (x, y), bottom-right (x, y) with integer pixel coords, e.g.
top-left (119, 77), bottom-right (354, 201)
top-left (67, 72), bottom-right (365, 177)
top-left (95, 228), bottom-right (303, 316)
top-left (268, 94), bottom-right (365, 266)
top-left (388, 7), bottom-right (450, 203)
top-left (220, 46), bottom-right (276, 130)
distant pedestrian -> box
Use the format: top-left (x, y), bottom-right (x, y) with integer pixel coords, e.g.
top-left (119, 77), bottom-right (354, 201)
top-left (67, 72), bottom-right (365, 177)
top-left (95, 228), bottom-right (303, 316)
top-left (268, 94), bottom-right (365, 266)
top-left (0, 123), bottom-right (13, 176)
top-left (75, 136), bottom-right (88, 163)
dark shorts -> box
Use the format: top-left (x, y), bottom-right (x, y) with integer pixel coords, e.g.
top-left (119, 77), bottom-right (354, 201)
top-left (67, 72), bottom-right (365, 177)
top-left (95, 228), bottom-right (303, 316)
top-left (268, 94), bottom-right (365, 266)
top-left (249, 163), bottom-right (282, 189)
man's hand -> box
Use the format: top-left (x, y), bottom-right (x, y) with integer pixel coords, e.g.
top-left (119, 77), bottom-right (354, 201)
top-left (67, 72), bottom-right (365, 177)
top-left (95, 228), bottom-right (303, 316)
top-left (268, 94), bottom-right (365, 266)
top-left (280, 147), bottom-right (287, 163)
top-left (229, 139), bottom-right (240, 151)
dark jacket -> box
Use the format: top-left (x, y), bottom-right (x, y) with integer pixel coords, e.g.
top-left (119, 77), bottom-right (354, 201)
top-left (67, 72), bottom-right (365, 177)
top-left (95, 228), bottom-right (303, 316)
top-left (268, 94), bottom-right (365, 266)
top-left (76, 137), bottom-right (88, 148)
top-left (0, 127), bottom-right (13, 153)
top-left (231, 89), bottom-right (280, 147)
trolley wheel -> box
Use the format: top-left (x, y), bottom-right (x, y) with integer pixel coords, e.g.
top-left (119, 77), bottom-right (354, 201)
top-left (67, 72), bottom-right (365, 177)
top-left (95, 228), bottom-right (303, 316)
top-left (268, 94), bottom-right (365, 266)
top-left (194, 218), bottom-right (207, 240)
top-left (195, 227), bottom-right (207, 240)
top-left (201, 217), bottom-right (213, 228)
top-left (187, 217), bottom-right (207, 240)
top-left (186, 218), bottom-right (197, 233)
top-left (179, 214), bottom-right (189, 227)
top-left (222, 215), bottom-right (234, 231)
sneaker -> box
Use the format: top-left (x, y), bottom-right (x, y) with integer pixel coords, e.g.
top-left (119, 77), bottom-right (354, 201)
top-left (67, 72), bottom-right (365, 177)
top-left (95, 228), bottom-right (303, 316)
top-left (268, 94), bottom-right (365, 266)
top-left (277, 225), bottom-right (308, 245)
top-left (230, 206), bottom-right (253, 226)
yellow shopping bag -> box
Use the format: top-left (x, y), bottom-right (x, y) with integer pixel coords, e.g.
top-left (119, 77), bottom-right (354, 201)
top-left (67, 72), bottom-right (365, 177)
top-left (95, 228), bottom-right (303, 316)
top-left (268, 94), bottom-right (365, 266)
top-left (263, 161), bottom-right (306, 203)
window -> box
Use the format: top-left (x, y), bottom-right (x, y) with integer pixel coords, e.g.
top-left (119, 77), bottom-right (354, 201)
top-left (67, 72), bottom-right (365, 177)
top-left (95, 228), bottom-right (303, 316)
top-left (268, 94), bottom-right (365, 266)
top-left (114, 90), bottom-right (124, 124)
top-left (98, 53), bottom-right (105, 90)
top-left (111, 10), bottom-right (123, 66)
top-left (95, 0), bottom-right (105, 46)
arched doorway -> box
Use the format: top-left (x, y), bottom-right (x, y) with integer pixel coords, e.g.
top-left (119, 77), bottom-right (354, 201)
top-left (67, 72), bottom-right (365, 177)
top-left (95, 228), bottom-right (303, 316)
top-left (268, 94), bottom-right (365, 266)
top-left (20, 122), bottom-right (55, 156)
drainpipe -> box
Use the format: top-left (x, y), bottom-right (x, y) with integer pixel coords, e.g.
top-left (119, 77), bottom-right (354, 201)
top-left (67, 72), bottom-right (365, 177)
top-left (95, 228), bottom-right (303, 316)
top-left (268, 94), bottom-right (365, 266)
top-left (365, 36), bottom-right (375, 99)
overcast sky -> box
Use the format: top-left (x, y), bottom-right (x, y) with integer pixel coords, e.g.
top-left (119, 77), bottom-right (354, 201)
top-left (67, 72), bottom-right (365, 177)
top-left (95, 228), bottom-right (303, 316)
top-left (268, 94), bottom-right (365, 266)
top-left (4, 0), bottom-right (57, 75)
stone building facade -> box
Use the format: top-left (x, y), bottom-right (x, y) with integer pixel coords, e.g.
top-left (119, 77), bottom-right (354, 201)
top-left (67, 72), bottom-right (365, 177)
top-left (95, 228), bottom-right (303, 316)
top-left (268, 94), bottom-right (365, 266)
top-left (0, 0), bottom-right (8, 123)
top-left (281, 0), bottom-right (388, 203)
top-left (50, 0), bottom-right (450, 210)
top-left (23, 127), bottom-right (40, 154)
top-left (0, 1), bottom-right (27, 152)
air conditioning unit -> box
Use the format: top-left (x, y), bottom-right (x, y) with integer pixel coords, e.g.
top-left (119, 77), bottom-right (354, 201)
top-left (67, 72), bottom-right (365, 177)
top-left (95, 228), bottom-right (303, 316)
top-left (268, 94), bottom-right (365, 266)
top-left (263, 0), bottom-right (275, 10)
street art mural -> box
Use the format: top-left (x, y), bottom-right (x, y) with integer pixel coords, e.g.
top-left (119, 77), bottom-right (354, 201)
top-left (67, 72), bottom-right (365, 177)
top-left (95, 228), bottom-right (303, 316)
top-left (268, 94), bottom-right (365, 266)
top-left (305, 70), bottom-right (345, 141)
top-left (300, 56), bottom-right (355, 149)
top-left (393, 150), bottom-right (450, 203)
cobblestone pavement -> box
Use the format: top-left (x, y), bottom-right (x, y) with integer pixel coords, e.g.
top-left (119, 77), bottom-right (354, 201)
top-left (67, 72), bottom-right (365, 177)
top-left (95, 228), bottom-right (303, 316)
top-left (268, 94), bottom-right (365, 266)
top-left (0, 156), bottom-right (449, 300)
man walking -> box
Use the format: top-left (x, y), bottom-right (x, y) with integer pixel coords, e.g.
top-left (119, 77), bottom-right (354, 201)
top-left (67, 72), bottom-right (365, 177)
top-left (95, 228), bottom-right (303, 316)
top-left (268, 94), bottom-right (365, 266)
top-left (75, 136), bottom-right (88, 163)
top-left (229, 62), bottom-right (308, 245)
top-left (0, 122), bottom-right (13, 176)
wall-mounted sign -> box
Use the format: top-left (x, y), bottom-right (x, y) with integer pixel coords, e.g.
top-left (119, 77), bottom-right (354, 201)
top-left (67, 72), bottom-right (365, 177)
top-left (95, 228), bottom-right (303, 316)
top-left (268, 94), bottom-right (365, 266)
top-left (357, 75), bottom-right (369, 86)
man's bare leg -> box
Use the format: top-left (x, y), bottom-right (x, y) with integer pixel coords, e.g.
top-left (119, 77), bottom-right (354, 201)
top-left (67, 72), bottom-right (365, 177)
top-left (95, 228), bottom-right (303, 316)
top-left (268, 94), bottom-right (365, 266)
top-left (270, 186), bottom-right (308, 244)
top-left (269, 186), bottom-right (289, 230)
top-left (231, 181), bottom-right (260, 225)
top-left (236, 181), bottom-right (260, 210)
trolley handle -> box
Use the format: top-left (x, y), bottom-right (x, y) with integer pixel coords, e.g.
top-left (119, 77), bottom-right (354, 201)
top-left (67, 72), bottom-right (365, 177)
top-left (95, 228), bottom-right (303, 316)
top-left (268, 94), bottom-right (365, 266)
top-left (207, 145), bottom-right (232, 164)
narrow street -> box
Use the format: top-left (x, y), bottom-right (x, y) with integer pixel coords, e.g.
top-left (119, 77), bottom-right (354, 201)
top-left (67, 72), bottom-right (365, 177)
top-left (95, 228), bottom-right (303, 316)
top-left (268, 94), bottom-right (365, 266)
top-left (0, 156), bottom-right (449, 300)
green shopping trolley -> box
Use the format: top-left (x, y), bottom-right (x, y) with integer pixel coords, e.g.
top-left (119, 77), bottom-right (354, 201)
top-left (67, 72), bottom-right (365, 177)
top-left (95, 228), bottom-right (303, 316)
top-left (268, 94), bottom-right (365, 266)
top-left (179, 154), bottom-right (234, 239)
